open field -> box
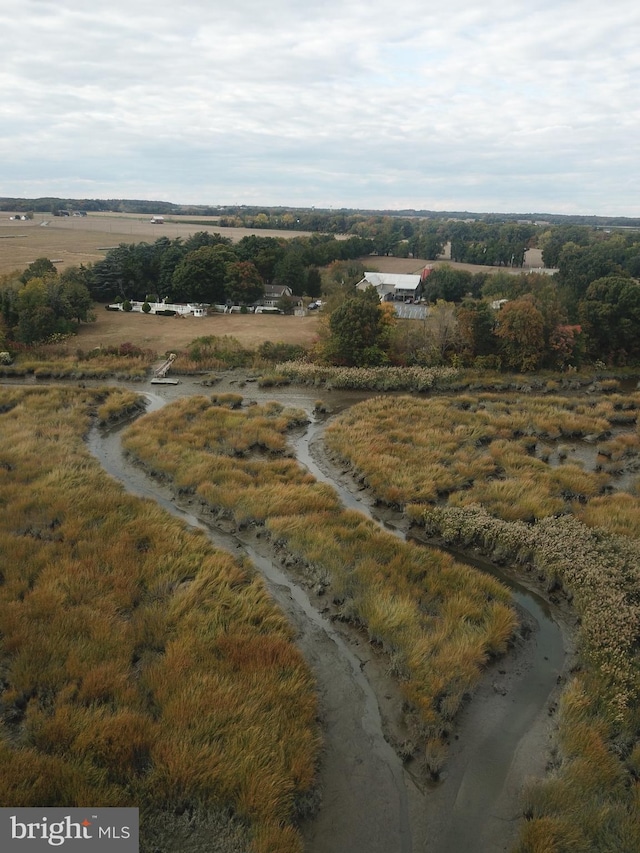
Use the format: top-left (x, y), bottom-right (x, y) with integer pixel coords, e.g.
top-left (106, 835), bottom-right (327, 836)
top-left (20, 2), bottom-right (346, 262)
top-left (74, 307), bottom-right (321, 352)
top-left (0, 210), bottom-right (544, 278)
top-left (0, 212), bottom-right (318, 276)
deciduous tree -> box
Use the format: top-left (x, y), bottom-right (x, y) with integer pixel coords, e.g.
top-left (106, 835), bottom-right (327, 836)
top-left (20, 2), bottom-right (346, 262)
top-left (326, 287), bottom-right (393, 366)
top-left (494, 298), bottom-right (545, 372)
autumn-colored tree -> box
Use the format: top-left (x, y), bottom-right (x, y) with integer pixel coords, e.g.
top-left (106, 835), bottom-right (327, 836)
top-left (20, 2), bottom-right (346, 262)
top-left (494, 298), bottom-right (545, 372)
top-left (224, 261), bottom-right (264, 306)
top-left (549, 324), bottom-right (583, 369)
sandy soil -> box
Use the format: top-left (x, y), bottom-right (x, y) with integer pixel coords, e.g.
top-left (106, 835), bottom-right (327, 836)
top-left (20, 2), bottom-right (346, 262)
top-left (75, 307), bottom-right (321, 351)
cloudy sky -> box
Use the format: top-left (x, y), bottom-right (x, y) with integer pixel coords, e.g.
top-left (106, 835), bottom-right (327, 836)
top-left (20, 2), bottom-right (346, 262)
top-left (2, 0), bottom-right (639, 215)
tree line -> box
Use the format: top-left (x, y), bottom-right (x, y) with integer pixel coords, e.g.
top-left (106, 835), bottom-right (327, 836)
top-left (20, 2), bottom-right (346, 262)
top-left (322, 226), bottom-right (640, 370)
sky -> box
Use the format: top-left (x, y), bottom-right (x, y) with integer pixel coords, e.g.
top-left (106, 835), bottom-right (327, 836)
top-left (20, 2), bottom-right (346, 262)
top-left (2, 0), bottom-right (639, 216)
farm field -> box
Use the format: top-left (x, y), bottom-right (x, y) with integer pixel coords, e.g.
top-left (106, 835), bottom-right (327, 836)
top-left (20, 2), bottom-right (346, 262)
top-left (0, 212), bottom-right (318, 276)
top-left (0, 210), bottom-right (544, 278)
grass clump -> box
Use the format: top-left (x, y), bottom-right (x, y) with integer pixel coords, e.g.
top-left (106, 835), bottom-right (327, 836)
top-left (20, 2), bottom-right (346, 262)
top-left (325, 393), bottom-right (640, 531)
top-left (326, 391), bottom-right (640, 850)
top-left (0, 387), bottom-right (319, 853)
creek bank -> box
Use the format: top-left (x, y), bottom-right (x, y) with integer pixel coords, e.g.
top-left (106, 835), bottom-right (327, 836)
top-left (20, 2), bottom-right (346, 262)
top-left (302, 428), bottom-right (574, 853)
top-left (88, 419), bottom-right (414, 853)
top-left (89, 382), bottom-right (571, 852)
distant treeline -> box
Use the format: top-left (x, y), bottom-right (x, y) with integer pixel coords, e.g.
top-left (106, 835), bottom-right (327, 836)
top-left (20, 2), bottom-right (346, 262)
top-left (2, 197), bottom-right (640, 231)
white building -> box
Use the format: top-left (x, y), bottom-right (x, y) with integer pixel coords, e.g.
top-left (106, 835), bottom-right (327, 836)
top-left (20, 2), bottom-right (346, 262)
top-left (108, 301), bottom-right (207, 316)
top-left (356, 272), bottom-right (422, 302)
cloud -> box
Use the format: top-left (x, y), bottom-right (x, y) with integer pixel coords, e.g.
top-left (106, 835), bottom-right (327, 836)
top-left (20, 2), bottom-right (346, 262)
top-left (1, 0), bottom-right (639, 214)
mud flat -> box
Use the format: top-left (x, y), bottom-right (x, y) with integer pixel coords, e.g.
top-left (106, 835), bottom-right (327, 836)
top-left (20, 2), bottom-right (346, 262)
top-left (86, 384), bottom-right (571, 853)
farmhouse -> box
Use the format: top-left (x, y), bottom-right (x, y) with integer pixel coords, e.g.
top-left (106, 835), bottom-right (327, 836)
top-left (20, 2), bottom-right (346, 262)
top-left (258, 284), bottom-right (301, 308)
top-left (356, 272), bottom-right (422, 303)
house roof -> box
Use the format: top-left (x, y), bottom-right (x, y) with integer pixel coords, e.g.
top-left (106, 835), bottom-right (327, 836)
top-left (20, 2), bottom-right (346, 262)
top-left (358, 272), bottom-right (422, 291)
top-left (263, 284), bottom-right (292, 296)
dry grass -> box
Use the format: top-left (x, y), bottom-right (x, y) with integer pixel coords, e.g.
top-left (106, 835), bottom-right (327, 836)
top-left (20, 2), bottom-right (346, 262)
top-left (325, 390), bottom-right (640, 851)
top-left (325, 393), bottom-right (640, 532)
top-left (0, 212), bottom-right (317, 276)
top-left (123, 397), bottom-right (517, 757)
top-left (0, 386), bottom-right (319, 852)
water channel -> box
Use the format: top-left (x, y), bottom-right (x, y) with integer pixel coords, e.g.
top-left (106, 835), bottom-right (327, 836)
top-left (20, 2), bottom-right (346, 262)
top-left (84, 377), bottom-right (568, 853)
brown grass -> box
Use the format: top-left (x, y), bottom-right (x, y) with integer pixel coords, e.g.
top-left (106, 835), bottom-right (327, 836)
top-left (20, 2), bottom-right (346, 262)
top-left (123, 397), bottom-right (517, 754)
top-left (76, 308), bottom-right (320, 352)
top-left (0, 386), bottom-right (319, 852)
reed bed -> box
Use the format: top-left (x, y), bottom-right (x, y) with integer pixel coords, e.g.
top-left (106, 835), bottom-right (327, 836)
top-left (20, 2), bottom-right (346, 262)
top-left (123, 398), bottom-right (518, 771)
top-left (0, 387), bottom-right (319, 853)
top-left (171, 335), bottom-right (254, 373)
top-left (418, 505), bottom-right (640, 851)
top-left (274, 361), bottom-right (459, 391)
top-left (0, 345), bottom-right (156, 380)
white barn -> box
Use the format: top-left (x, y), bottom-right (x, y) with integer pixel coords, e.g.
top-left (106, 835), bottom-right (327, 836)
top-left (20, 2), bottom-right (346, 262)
top-left (356, 272), bottom-right (422, 303)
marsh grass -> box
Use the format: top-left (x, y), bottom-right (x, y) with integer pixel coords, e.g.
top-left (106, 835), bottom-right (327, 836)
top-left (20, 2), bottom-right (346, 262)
top-left (325, 391), bottom-right (640, 851)
top-left (171, 335), bottom-right (254, 372)
top-left (0, 387), bottom-right (318, 853)
top-left (124, 398), bottom-right (518, 764)
top-left (325, 393), bottom-right (640, 531)
top-left (0, 345), bottom-right (156, 380)
top-left (419, 504), bottom-right (640, 851)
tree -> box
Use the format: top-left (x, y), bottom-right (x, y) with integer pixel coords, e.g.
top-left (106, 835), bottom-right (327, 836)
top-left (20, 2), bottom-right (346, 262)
top-left (305, 267), bottom-right (322, 299)
top-left (274, 250), bottom-right (307, 295)
top-left (61, 278), bottom-right (93, 325)
top-left (14, 279), bottom-right (62, 343)
top-left (549, 324), bottom-right (583, 369)
top-left (235, 236), bottom-right (285, 283)
top-left (424, 300), bottom-right (461, 364)
top-left (326, 287), bottom-right (393, 366)
top-left (20, 257), bottom-right (57, 284)
top-left (457, 299), bottom-right (497, 359)
top-left (494, 299), bottom-right (545, 372)
top-left (423, 265), bottom-right (474, 303)
top-left (170, 245), bottom-right (237, 303)
top-left (224, 261), bottom-right (264, 306)
top-left (579, 275), bottom-right (640, 365)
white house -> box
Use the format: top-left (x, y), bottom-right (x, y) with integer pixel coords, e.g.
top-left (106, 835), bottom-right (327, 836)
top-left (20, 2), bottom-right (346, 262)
top-left (356, 272), bottom-right (422, 303)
